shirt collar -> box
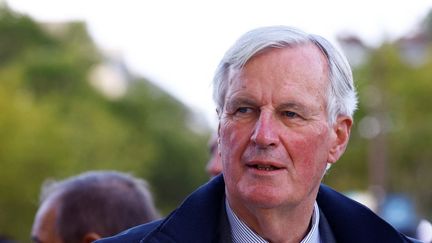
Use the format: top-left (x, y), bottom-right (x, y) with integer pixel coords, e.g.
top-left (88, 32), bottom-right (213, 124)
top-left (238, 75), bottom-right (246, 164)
top-left (225, 200), bottom-right (321, 243)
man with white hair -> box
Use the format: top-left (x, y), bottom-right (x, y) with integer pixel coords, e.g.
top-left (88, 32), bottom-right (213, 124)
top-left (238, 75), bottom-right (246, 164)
top-left (97, 26), bottom-right (419, 243)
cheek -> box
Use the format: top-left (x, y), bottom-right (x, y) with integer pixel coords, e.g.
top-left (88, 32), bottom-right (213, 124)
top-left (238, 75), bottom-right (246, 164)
top-left (219, 121), bottom-right (250, 166)
top-left (285, 126), bottom-right (331, 171)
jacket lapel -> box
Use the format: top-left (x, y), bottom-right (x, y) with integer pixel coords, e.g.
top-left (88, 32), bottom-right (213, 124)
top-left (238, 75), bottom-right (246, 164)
top-left (318, 208), bottom-right (337, 243)
top-left (142, 175), bottom-right (228, 243)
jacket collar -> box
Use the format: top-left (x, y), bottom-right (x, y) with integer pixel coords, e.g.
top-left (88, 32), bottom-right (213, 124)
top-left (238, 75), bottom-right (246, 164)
top-left (317, 184), bottom-right (413, 242)
top-left (143, 175), bottom-right (412, 243)
top-left (142, 175), bottom-right (227, 242)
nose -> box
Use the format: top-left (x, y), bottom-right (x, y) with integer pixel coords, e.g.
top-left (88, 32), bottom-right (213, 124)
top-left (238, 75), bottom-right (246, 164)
top-left (250, 110), bottom-right (280, 148)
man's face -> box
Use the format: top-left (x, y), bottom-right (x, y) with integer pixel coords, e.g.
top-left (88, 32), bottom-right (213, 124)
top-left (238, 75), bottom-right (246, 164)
top-left (219, 44), bottom-right (351, 211)
top-left (31, 197), bottom-right (63, 243)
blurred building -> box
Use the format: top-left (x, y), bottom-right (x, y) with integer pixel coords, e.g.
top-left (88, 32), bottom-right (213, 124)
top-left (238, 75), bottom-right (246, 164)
top-left (337, 34), bottom-right (370, 67)
top-left (337, 28), bottom-right (432, 68)
top-left (396, 31), bottom-right (429, 66)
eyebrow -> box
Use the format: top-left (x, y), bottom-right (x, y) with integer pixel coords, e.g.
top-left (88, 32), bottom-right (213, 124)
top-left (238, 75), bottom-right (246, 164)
top-left (279, 102), bottom-right (323, 119)
top-left (225, 97), bottom-right (257, 110)
top-left (225, 97), bottom-right (315, 117)
top-left (277, 102), bottom-right (307, 112)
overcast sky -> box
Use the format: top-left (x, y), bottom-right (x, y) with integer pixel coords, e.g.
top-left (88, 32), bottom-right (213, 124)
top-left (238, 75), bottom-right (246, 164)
top-left (6, 0), bottom-right (432, 128)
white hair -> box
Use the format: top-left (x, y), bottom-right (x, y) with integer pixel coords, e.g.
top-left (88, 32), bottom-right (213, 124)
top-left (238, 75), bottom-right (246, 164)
top-left (213, 25), bottom-right (358, 125)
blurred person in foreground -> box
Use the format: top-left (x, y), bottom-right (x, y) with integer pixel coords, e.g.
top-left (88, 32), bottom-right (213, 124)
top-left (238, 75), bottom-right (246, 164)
top-left (31, 170), bottom-right (159, 243)
top-left (97, 26), bottom-right (419, 242)
top-left (205, 132), bottom-right (223, 177)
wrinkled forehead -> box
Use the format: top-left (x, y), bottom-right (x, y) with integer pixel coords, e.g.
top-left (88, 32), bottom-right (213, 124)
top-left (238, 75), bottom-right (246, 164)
top-left (214, 41), bottom-right (332, 114)
top-left (227, 44), bottom-right (330, 88)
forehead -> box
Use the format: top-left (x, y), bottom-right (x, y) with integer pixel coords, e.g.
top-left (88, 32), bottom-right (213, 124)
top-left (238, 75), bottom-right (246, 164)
top-left (227, 44), bottom-right (329, 105)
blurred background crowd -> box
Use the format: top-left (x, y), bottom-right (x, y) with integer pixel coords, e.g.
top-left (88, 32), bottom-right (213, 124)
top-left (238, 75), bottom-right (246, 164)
top-left (0, 1), bottom-right (431, 242)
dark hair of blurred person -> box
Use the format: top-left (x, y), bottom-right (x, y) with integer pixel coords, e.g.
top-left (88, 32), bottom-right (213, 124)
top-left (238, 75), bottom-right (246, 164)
top-left (31, 170), bottom-right (159, 243)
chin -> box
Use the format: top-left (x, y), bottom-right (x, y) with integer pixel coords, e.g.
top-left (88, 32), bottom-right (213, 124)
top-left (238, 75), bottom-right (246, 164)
top-left (240, 186), bottom-right (295, 208)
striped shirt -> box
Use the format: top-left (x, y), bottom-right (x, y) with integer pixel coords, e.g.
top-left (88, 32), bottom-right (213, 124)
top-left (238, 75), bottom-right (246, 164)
top-left (225, 200), bottom-right (321, 243)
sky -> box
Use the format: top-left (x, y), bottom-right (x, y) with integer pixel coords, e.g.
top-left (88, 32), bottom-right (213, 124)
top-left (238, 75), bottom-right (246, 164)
top-left (5, 0), bottom-right (432, 129)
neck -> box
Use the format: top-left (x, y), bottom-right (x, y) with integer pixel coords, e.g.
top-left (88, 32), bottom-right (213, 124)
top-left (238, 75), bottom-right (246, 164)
top-left (228, 197), bottom-right (316, 243)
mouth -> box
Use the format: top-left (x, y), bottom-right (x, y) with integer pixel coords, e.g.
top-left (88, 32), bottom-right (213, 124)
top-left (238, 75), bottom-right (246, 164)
top-left (246, 163), bottom-right (284, 171)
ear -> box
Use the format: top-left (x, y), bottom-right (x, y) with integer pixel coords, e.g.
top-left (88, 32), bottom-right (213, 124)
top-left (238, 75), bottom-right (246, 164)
top-left (81, 232), bottom-right (101, 243)
top-left (327, 116), bottom-right (353, 164)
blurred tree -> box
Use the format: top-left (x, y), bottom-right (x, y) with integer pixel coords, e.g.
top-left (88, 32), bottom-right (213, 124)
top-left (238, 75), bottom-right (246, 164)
top-left (0, 5), bottom-right (209, 241)
top-left (324, 33), bottom-right (432, 220)
top-left (5, 2), bottom-right (430, 241)
top-left (0, 5), bottom-right (54, 65)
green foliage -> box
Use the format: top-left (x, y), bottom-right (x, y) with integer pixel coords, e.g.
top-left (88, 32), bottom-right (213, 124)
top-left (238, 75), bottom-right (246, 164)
top-left (0, 6), bottom-right (209, 241)
top-left (0, 5), bottom-right (55, 65)
top-left (324, 39), bottom-right (432, 219)
top-left (6, 2), bottom-right (432, 240)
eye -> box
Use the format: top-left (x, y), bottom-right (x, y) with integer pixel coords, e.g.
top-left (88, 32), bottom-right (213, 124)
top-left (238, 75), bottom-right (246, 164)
top-left (282, 111), bottom-right (299, 118)
top-left (231, 107), bottom-right (256, 119)
top-left (237, 107), bottom-right (252, 114)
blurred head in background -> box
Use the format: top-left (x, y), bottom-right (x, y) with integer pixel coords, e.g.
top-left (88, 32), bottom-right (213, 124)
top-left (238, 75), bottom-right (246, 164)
top-left (31, 170), bottom-right (159, 243)
top-left (205, 132), bottom-right (223, 177)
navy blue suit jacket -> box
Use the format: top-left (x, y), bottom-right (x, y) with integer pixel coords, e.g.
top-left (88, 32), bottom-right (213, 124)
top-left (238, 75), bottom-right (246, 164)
top-left (96, 175), bottom-right (418, 243)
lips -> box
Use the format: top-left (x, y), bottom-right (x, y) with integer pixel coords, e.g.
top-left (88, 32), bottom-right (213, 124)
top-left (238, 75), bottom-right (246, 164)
top-left (246, 161), bottom-right (285, 171)
top-left (250, 164), bottom-right (279, 171)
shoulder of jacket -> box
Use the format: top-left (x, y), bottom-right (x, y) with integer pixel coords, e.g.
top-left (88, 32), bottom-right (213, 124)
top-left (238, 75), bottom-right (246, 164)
top-left (95, 219), bottom-right (164, 243)
top-left (317, 184), bottom-right (416, 242)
